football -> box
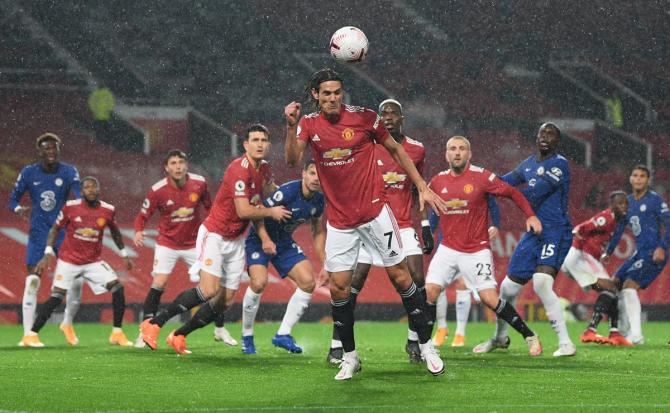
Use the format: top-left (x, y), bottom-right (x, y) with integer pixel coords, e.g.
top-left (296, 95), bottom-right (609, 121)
top-left (329, 26), bottom-right (368, 62)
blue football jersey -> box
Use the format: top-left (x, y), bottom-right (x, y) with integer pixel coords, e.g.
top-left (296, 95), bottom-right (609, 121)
top-left (249, 180), bottom-right (325, 242)
top-left (607, 191), bottom-right (670, 255)
top-left (502, 154), bottom-right (571, 229)
top-left (8, 162), bottom-right (81, 230)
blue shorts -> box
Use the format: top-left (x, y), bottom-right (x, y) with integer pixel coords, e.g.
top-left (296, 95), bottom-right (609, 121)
top-left (614, 250), bottom-right (667, 289)
top-left (245, 236), bottom-right (307, 278)
top-left (26, 226), bottom-right (65, 266)
top-left (507, 229), bottom-right (572, 280)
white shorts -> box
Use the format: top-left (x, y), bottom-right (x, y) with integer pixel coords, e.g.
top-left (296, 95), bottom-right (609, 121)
top-left (561, 246), bottom-right (610, 288)
top-left (358, 227), bottom-right (422, 266)
top-left (325, 204), bottom-right (405, 272)
top-left (152, 245), bottom-right (197, 276)
top-left (189, 225), bottom-right (245, 290)
top-left (52, 259), bottom-right (118, 295)
top-left (426, 245), bottom-right (498, 291)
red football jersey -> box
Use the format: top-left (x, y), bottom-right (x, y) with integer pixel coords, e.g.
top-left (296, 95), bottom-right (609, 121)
top-left (134, 173), bottom-right (211, 250)
top-left (572, 208), bottom-right (618, 259)
top-left (376, 136), bottom-right (425, 229)
top-left (203, 154), bottom-right (272, 240)
top-left (429, 164), bottom-right (535, 253)
top-left (56, 199), bottom-right (117, 265)
top-left (298, 105), bottom-right (389, 229)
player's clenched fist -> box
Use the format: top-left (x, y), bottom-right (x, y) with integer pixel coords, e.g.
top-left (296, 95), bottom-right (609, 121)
top-left (284, 101), bottom-right (301, 127)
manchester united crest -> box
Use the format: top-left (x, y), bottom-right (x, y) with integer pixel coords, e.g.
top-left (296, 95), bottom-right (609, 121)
top-left (463, 184), bottom-right (474, 194)
top-left (189, 192), bottom-right (199, 203)
top-left (342, 128), bottom-right (355, 141)
top-left (96, 217), bottom-right (107, 227)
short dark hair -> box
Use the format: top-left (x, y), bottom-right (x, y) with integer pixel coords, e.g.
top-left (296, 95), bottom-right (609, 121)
top-left (631, 164), bottom-right (650, 178)
top-left (164, 149), bottom-right (187, 165)
top-left (609, 190), bottom-right (627, 202)
top-left (81, 176), bottom-right (99, 187)
top-left (245, 123), bottom-right (269, 141)
top-left (304, 68), bottom-right (343, 110)
top-left (36, 132), bottom-right (61, 148)
top-left (303, 159), bottom-right (316, 171)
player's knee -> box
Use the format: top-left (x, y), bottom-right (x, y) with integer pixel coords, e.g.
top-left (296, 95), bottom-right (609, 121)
top-left (198, 272), bottom-right (222, 298)
top-left (329, 282), bottom-right (349, 299)
top-left (199, 282), bottom-right (220, 299)
top-left (299, 277), bottom-right (316, 294)
top-left (425, 283), bottom-right (441, 303)
top-left (386, 264), bottom-right (411, 287)
top-left (249, 278), bottom-right (267, 294)
top-left (152, 274), bottom-right (169, 289)
top-left (532, 273), bottom-right (554, 295)
top-left (249, 275), bottom-right (268, 294)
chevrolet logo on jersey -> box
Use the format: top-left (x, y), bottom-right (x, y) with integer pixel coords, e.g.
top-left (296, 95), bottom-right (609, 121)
top-left (171, 207), bottom-right (194, 218)
top-left (75, 227), bottom-right (100, 237)
top-left (445, 199), bottom-right (468, 209)
top-left (323, 148), bottom-right (352, 159)
top-left (383, 171), bottom-right (407, 185)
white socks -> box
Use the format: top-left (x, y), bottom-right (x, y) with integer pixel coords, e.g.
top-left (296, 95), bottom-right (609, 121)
top-left (277, 288), bottom-right (312, 335)
top-left (495, 276), bottom-right (523, 340)
top-left (621, 288), bottom-right (642, 339)
top-left (533, 272), bottom-right (572, 345)
top-left (22, 274), bottom-right (41, 335)
top-left (455, 289), bottom-right (471, 336)
top-left (617, 294), bottom-right (630, 335)
top-left (242, 288), bottom-right (262, 336)
top-left (62, 276), bottom-right (84, 325)
top-left (435, 291), bottom-right (448, 329)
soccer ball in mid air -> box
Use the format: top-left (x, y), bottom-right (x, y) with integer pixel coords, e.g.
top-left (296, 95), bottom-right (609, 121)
top-left (329, 26), bottom-right (368, 62)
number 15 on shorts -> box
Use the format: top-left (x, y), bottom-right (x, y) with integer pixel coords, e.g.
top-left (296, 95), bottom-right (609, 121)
top-left (541, 244), bottom-right (555, 260)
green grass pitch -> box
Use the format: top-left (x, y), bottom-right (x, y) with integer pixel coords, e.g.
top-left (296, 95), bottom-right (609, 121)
top-left (1, 321), bottom-right (670, 412)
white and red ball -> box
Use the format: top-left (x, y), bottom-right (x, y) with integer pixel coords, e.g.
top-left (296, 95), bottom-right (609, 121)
top-left (329, 26), bottom-right (368, 62)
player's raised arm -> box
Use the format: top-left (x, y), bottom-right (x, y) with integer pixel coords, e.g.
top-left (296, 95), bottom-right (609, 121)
top-left (381, 136), bottom-right (447, 214)
top-left (284, 101), bottom-right (307, 167)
